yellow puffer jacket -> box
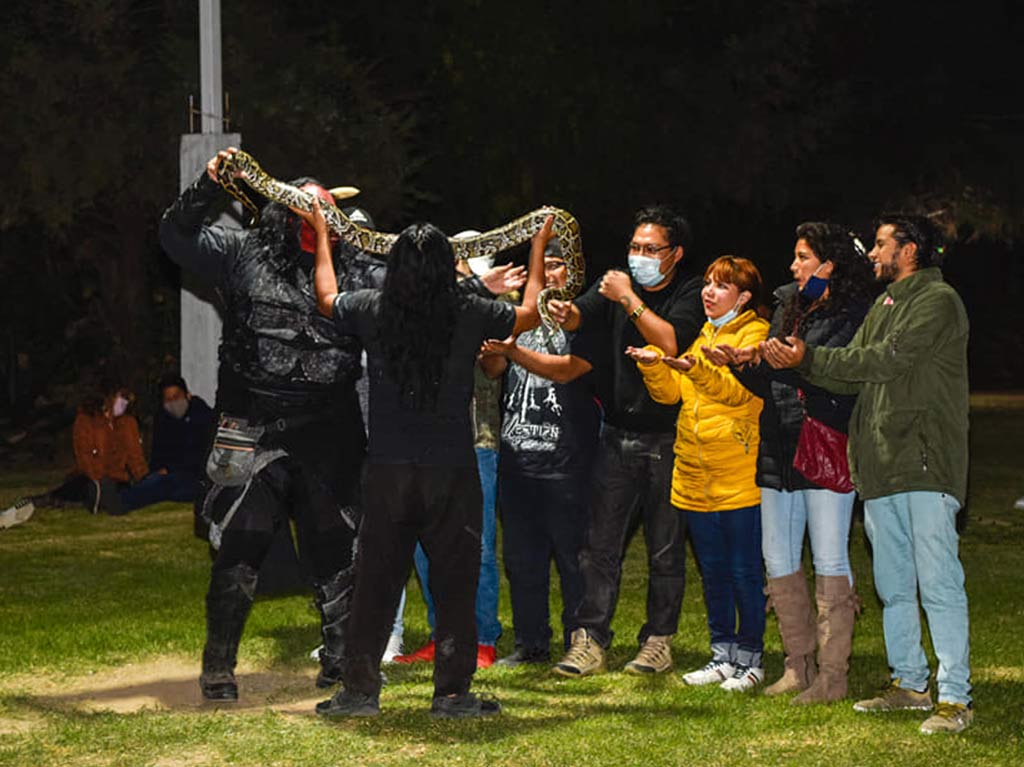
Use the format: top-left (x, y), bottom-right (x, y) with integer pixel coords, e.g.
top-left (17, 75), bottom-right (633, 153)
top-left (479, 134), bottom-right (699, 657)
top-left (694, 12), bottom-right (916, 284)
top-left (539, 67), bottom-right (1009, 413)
top-left (638, 309), bottom-right (769, 512)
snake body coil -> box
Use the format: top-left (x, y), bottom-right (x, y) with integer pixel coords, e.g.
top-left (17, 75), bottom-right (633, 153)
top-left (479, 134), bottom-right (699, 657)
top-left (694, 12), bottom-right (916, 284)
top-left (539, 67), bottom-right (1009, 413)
top-left (217, 150), bottom-right (584, 328)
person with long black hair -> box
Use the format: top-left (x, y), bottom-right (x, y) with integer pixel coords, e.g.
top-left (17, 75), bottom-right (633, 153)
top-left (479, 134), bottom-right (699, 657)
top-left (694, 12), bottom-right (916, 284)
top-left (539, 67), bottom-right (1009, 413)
top-left (706, 223), bottom-right (874, 703)
top-left (302, 197), bottom-right (549, 718)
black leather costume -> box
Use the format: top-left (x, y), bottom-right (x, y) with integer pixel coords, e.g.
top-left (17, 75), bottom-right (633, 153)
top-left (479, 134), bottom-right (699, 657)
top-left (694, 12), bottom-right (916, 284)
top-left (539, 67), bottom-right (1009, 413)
top-left (159, 172), bottom-right (384, 699)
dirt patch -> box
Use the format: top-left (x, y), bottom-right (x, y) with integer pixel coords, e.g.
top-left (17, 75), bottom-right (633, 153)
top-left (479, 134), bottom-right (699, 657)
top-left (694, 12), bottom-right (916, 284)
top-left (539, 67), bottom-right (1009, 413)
top-left (6, 657), bottom-right (326, 716)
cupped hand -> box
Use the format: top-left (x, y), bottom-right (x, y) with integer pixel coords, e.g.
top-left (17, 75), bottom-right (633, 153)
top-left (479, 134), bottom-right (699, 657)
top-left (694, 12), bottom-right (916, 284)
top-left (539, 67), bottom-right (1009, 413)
top-left (624, 346), bottom-right (661, 365)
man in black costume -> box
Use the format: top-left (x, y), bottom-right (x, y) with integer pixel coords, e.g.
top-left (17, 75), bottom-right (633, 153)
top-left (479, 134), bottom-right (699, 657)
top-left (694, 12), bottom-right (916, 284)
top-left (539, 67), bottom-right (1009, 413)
top-left (159, 148), bottom-right (380, 700)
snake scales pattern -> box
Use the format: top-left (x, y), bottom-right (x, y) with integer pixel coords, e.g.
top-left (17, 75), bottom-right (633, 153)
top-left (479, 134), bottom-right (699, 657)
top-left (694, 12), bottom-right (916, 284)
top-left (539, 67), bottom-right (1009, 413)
top-left (216, 150), bottom-right (584, 328)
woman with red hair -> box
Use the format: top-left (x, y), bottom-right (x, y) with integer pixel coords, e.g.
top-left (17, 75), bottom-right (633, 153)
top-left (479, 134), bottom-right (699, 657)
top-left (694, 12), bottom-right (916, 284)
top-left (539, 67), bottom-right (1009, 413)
top-left (627, 256), bottom-right (770, 692)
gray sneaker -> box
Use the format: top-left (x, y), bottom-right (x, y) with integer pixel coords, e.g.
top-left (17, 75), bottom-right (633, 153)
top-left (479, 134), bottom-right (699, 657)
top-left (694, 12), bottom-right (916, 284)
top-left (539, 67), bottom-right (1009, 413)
top-left (0, 498), bottom-right (34, 530)
top-left (853, 679), bottom-right (933, 712)
top-left (920, 702), bottom-right (973, 734)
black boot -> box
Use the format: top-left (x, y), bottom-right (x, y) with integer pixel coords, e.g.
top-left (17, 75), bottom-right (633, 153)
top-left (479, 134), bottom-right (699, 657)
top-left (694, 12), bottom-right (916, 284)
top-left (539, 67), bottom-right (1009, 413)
top-left (313, 565), bottom-right (355, 688)
top-left (200, 562), bottom-right (258, 701)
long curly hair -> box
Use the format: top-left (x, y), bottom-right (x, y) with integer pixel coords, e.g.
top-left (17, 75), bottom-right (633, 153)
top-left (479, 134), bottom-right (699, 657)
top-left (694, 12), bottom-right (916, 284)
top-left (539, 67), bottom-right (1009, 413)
top-left (781, 222), bottom-right (876, 335)
top-left (378, 223), bottom-right (458, 410)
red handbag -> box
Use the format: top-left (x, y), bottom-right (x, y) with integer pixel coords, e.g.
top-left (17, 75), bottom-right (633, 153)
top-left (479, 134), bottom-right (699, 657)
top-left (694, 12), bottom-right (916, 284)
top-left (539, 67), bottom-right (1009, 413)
top-left (792, 391), bottom-right (854, 493)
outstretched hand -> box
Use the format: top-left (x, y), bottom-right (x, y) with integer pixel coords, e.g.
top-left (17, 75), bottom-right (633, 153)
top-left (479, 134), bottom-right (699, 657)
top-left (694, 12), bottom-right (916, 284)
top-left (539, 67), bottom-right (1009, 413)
top-left (760, 336), bottom-right (806, 369)
top-left (661, 354), bottom-right (696, 372)
top-left (704, 343), bottom-right (759, 367)
top-left (206, 147), bottom-right (241, 183)
top-left (481, 336), bottom-right (517, 357)
top-left (624, 346), bottom-right (661, 365)
top-left (481, 264), bottom-right (527, 295)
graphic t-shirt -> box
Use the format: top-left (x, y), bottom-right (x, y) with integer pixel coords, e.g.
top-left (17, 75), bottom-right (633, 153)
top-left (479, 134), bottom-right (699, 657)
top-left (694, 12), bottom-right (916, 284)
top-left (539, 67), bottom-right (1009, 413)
top-left (499, 325), bottom-right (600, 479)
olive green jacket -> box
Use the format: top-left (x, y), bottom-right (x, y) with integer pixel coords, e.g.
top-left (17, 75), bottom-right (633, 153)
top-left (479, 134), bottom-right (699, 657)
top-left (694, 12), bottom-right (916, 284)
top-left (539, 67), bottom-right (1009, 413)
top-left (799, 268), bottom-right (969, 505)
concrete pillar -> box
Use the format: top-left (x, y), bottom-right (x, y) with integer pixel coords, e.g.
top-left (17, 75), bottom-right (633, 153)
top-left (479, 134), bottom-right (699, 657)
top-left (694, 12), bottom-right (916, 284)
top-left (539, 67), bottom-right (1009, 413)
top-left (178, 133), bottom-right (241, 404)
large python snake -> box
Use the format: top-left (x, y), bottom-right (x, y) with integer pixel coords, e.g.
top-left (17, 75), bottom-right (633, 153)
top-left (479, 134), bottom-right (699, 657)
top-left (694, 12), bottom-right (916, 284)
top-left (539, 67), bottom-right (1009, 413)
top-left (216, 150), bottom-right (584, 328)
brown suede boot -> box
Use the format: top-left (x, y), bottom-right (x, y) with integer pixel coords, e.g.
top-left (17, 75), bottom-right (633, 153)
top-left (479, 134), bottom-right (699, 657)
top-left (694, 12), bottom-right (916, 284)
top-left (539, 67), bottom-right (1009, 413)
top-left (792, 575), bottom-right (858, 705)
top-left (764, 571), bottom-right (818, 696)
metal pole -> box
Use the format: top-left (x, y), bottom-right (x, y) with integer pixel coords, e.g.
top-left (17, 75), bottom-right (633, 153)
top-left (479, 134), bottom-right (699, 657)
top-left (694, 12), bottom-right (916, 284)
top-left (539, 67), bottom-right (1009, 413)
top-left (199, 0), bottom-right (222, 134)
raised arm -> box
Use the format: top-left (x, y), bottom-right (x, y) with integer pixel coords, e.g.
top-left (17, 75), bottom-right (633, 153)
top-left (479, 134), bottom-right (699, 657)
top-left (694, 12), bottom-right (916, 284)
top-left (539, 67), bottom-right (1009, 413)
top-left (510, 215), bottom-right (553, 335)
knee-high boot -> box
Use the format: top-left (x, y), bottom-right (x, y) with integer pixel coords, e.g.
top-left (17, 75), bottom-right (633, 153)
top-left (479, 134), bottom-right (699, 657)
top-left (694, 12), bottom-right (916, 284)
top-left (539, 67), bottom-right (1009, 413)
top-left (764, 570), bottom-right (818, 696)
top-left (792, 575), bottom-right (858, 705)
top-left (313, 564), bottom-right (355, 688)
top-left (200, 562), bottom-right (258, 700)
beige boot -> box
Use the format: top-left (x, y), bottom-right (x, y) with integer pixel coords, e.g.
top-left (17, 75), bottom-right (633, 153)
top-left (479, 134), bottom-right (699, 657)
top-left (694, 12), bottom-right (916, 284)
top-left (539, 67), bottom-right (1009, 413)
top-left (792, 575), bottom-right (858, 705)
top-left (764, 571), bottom-right (818, 696)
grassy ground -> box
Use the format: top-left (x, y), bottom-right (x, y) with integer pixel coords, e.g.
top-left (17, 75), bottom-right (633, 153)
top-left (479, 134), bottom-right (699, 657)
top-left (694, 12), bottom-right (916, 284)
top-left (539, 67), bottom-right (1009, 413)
top-left (1, 398), bottom-right (1022, 767)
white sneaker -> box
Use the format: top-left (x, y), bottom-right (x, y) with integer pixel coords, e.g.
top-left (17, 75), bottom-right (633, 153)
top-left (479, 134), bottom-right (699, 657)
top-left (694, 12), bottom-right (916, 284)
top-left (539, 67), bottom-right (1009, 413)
top-left (309, 644), bottom-right (323, 662)
top-left (0, 499), bottom-right (34, 529)
top-left (682, 659), bottom-right (736, 686)
top-left (720, 665), bottom-right (765, 692)
top-left (382, 634), bottom-right (404, 664)
top-left (1014, 496), bottom-right (1024, 511)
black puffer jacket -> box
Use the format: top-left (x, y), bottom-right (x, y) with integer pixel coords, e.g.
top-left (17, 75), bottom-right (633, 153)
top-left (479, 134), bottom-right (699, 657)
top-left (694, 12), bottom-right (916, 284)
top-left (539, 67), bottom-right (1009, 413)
top-left (733, 283), bottom-right (868, 491)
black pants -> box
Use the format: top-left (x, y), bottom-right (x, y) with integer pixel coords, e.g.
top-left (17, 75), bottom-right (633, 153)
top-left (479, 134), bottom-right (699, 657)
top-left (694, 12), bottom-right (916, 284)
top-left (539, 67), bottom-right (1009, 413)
top-left (500, 472), bottom-right (588, 651)
top-left (213, 454), bottom-right (359, 581)
top-left (342, 462), bottom-right (482, 699)
top-left (574, 426), bottom-right (685, 648)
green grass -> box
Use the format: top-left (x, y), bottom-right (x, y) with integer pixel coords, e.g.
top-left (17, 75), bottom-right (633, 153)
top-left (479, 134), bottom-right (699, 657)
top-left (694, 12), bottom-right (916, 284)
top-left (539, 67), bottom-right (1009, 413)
top-left (1, 402), bottom-right (1022, 767)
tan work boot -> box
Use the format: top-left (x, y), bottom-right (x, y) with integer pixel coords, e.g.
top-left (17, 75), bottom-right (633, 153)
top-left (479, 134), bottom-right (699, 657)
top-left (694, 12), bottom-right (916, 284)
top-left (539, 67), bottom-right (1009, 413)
top-left (853, 679), bottom-right (933, 712)
top-left (624, 634), bottom-right (673, 675)
top-left (764, 571), bottom-right (817, 696)
top-left (793, 575), bottom-right (859, 705)
top-left (920, 702), bottom-right (973, 734)
top-left (554, 628), bottom-right (606, 677)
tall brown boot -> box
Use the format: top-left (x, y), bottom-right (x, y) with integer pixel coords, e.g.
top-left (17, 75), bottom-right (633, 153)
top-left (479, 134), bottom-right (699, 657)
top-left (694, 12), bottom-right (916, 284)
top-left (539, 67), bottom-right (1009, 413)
top-left (764, 570), bottom-right (817, 696)
top-left (792, 575), bottom-right (858, 705)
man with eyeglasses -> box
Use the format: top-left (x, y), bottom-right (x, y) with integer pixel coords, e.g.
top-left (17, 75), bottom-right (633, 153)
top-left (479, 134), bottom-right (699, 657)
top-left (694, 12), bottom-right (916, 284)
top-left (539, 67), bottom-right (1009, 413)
top-left (546, 205), bottom-right (704, 677)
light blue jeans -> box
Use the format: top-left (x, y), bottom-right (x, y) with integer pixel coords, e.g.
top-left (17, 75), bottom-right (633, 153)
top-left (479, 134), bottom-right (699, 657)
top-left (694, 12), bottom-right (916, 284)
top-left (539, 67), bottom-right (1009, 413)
top-left (864, 491), bottom-right (971, 705)
top-left (761, 487), bottom-right (855, 583)
top-left (413, 447), bottom-right (502, 645)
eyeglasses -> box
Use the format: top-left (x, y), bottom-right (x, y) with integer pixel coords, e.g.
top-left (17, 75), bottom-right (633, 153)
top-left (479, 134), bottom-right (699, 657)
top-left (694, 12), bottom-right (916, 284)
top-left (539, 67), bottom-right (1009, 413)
top-left (628, 242), bottom-right (674, 257)
top-left (544, 260), bottom-right (567, 271)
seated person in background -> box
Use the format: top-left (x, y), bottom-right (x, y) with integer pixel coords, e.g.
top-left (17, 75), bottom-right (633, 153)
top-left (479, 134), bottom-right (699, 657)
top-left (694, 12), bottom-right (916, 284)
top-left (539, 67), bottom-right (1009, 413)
top-left (119, 373), bottom-right (215, 512)
top-left (23, 383), bottom-right (148, 515)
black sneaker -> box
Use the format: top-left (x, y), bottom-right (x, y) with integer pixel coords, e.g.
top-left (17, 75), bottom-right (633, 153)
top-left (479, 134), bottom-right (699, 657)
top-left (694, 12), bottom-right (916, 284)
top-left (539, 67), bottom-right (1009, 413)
top-left (199, 671), bottom-right (238, 701)
top-left (496, 647), bottom-right (551, 667)
top-left (316, 689), bottom-right (381, 718)
top-left (430, 692), bottom-right (501, 719)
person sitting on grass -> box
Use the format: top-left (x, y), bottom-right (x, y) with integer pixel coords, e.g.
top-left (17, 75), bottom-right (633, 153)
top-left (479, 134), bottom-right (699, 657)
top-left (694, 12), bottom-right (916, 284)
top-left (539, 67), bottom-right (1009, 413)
top-left (117, 373), bottom-right (215, 513)
top-left (23, 382), bottom-right (148, 516)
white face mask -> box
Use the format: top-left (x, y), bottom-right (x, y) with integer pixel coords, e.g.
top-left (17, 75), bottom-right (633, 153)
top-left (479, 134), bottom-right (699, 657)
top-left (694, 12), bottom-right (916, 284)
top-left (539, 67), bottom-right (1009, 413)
top-left (466, 255), bottom-right (494, 276)
top-left (707, 298), bottom-right (746, 328)
top-left (164, 399), bottom-right (189, 419)
top-left (112, 396), bottom-right (129, 417)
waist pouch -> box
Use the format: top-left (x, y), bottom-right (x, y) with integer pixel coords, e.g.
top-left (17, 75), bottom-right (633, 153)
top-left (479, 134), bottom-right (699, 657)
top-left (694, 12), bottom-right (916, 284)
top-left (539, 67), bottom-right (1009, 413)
top-left (206, 414), bottom-right (265, 487)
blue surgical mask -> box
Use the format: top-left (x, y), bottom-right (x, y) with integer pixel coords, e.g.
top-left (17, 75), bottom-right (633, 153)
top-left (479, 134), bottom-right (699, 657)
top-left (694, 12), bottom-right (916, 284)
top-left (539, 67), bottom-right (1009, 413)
top-left (800, 274), bottom-right (829, 300)
top-left (708, 299), bottom-right (744, 328)
top-left (628, 255), bottom-right (664, 287)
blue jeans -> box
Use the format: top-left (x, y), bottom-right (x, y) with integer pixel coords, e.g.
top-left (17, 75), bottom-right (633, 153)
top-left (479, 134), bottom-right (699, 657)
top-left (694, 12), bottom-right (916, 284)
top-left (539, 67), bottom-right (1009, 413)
top-left (864, 491), bottom-right (971, 705)
top-left (761, 487), bottom-right (855, 583)
top-left (413, 447), bottom-right (502, 645)
top-left (685, 505), bottom-right (766, 668)
top-left (120, 471), bottom-right (198, 512)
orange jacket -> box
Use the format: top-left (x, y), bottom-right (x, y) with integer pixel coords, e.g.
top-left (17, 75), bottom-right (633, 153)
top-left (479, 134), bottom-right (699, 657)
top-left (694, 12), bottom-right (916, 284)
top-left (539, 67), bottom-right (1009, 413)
top-left (72, 411), bottom-right (149, 483)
